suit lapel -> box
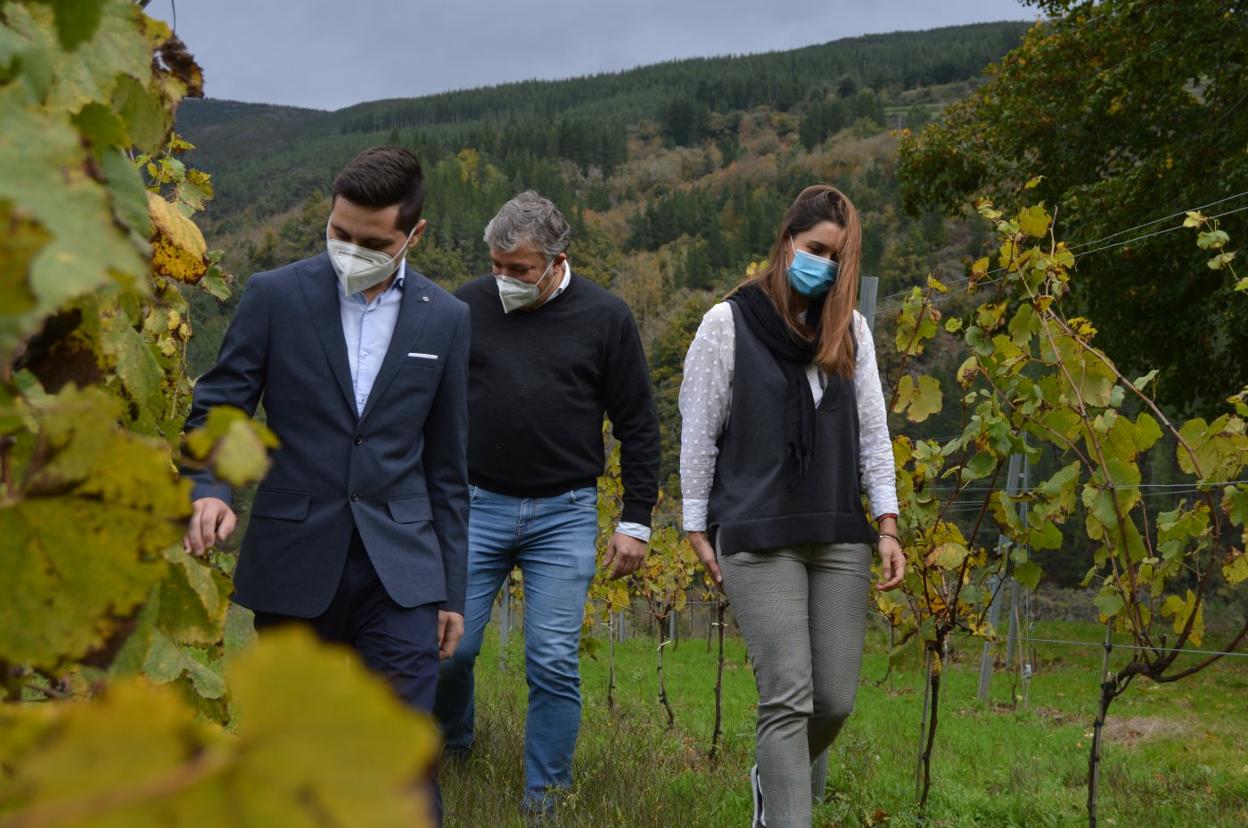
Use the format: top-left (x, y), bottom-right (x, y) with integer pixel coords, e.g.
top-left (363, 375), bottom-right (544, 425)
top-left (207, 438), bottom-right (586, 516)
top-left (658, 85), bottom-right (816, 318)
top-left (357, 274), bottom-right (433, 425)
top-left (298, 253), bottom-right (357, 419)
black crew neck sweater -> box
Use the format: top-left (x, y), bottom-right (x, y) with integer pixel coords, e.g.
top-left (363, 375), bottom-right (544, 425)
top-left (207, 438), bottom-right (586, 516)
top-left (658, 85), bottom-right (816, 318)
top-left (454, 274), bottom-right (660, 527)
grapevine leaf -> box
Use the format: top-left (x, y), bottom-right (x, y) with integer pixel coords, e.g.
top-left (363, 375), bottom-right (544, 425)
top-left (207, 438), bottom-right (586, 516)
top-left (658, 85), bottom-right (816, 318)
top-left (1223, 550), bottom-right (1248, 586)
top-left (1196, 229), bottom-right (1229, 251)
top-left (962, 451), bottom-right (996, 482)
top-left (141, 626), bottom-right (226, 699)
top-left (1093, 586), bottom-right (1124, 620)
top-left (1177, 416), bottom-right (1248, 482)
top-left (0, 631), bottom-right (439, 826)
top-left (148, 192), bottom-right (208, 283)
top-left (1132, 369), bottom-right (1158, 392)
top-left (1028, 521), bottom-right (1063, 551)
top-left (0, 86), bottom-right (147, 346)
top-left (111, 73), bottom-right (170, 154)
top-left (0, 201), bottom-right (48, 339)
top-left (156, 545), bottom-right (231, 645)
top-left (99, 146), bottom-right (153, 240)
top-left (5, 0), bottom-right (153, 115)
top-left (928, 542), bottom-right (970, 570)
top-left (1160, 590), bottom-right (1204, 647)
top-left (1206, 251), bottom-right (1235, 271)
top-left (1013, 560), bottom-right (1042, 590)
top-left (199, 266), bottom-right (232, 301)
top-left (184, 406), bottom-right (279, 488)
top-left (1017, 203), bottom-right (1050, 238)
top-left (0, 387), bottom-right (188, 667)
top-left (1132, 412), bottom-right (1162, 453)
top-left (908, 375), bottom-right (943, 423)
top-left (956, 355), bottom-right (979, 387)
top-left (45, 0), bottom-right (107, 48)
top-left (1224, 485), bottom-right (1248, 527)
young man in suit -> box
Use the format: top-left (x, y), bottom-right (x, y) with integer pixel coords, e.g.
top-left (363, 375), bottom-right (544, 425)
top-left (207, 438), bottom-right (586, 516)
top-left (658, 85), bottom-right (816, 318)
top-left (182, 146), bottom-right (470, 716)
top-left (433, 191), bottom-right (660, 818)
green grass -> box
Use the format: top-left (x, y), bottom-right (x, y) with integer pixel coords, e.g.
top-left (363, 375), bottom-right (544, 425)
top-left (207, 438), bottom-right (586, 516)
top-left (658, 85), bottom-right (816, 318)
top-left (441, 619), bottom-right (1248, 827)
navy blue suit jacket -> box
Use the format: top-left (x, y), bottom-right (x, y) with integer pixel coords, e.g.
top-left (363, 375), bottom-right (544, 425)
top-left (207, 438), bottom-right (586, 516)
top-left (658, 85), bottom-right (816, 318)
top-left (184, 252), bottom-right (470, 617)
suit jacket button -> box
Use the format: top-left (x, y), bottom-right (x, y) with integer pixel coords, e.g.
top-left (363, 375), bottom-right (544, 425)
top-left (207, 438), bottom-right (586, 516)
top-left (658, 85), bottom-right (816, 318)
top-left (354, 435), bottom-right (364, 446)
top-left (350, 491), bottom-right (360, 502)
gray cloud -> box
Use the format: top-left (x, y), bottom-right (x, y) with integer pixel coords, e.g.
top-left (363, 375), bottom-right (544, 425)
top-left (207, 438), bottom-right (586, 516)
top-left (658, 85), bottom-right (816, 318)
top-left (145, 0), bottom-right (1036, 111)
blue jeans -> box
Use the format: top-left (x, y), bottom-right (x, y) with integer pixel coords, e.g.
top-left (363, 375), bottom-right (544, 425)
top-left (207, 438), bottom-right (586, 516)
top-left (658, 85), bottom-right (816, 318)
top-left (433, 484), bottom-right (598, 811)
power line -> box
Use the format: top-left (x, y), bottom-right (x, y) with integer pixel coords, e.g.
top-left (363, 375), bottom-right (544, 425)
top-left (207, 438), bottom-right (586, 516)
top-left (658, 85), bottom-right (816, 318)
top-left (1070, 202), bottom-right (1248, 259)
top-left (1067, 190), bottom-right (1248, 251)
top-left (873, 197), bottom-right (1248, 315)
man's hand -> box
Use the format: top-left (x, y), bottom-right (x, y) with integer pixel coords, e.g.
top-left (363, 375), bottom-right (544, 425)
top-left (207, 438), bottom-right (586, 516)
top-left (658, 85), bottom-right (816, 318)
top-left (687, 530), bottom-right (722, 590)
top-left (184, 497), bottom-right (237, 557)
top-left (602, 532), bottom-right (647, 579)
top-left (438, 610), bottom-right (464, 660)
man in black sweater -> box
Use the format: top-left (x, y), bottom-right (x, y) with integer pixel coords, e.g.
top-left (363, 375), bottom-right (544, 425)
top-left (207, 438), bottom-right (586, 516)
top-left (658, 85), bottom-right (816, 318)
top-left (432, 191), bottom-right (660, 817)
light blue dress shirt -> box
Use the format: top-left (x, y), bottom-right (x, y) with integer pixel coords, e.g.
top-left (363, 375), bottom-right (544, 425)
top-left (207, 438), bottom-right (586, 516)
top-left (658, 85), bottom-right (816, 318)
top-left (339, 261), bottom-right (406, 416)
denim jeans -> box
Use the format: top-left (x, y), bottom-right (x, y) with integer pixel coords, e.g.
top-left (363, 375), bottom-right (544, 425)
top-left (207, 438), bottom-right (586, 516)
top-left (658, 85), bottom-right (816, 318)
top-left (433, 484), bottom-right (599, 812)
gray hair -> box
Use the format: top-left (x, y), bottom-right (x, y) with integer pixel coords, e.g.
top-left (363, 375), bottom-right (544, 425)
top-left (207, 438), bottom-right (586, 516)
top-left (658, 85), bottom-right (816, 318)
top-left (483, 191), bottom-right (571, 260)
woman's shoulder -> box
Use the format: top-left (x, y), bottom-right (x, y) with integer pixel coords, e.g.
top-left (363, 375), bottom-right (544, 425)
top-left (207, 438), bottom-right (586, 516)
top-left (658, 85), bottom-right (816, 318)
top-left (851, 309), bottom-right (877, 357)
top-left (851, 308), bottom-right (872, 337)
top-left (695, 302), bottom-right (735, 337)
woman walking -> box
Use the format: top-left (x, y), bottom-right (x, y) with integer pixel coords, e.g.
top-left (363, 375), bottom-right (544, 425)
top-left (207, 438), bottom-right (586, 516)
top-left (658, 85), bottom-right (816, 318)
top-left (679, 185), bottom-right (905, 827)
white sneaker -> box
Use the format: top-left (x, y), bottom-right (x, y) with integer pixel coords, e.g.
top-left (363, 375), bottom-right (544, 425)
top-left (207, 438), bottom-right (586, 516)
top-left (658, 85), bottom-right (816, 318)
top-left (750, 764), bottom-right (767, 828)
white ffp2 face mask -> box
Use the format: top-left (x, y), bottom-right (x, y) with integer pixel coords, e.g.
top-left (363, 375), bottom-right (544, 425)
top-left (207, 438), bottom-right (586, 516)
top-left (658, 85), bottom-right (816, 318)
top-left (495, 258), bottom-right (555, 313)
top-left (326, 222), bottom-right (417, 295)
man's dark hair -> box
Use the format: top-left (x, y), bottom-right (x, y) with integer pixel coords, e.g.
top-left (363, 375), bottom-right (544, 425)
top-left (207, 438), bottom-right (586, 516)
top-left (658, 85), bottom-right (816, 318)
top-left (332, 146), bottom-right (426, 232)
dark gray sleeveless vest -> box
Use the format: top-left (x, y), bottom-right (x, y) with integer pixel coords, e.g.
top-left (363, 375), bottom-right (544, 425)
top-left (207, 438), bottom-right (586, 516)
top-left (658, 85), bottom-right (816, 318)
top-left (707, 302), bottom-right (876, 556)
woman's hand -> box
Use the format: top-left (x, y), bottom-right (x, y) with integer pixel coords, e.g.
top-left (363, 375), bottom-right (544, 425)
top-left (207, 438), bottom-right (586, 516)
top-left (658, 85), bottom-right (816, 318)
top-left (876, 534), bottom-right (906, 591)
top-left (687, 530), bottom-right (723, 590)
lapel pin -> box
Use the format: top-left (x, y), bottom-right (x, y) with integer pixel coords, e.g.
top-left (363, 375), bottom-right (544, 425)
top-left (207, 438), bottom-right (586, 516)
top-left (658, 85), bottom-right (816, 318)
top-left (421, 295), bottom-right (430, 302)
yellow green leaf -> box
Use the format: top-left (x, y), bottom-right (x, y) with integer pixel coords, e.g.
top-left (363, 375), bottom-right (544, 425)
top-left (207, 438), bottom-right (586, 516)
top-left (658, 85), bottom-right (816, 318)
top-left (928, 541), bottom-right (970, 570)
top-left (0, 631), bottom-right (439, 827)
top-left (0, 86), bottom-right (148, 350)
top-left (1223, 550), bottom-right (1248, 585)
top-left (1017, 203), bottom-right (1051, 238)
top-left (148, 191), bottom-right (208, 283)
top-left (1160, 590), bottom-right (1205, 647)
top-left (1207, 251), bottom-right (1235, 270)
top-left (1093, 585), bottom-right (1124, 620)
top-left (185, 407), bottom-right (279, 488)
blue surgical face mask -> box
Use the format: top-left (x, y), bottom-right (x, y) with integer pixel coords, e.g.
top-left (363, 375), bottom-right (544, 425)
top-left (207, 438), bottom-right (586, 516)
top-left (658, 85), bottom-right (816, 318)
top-left (786, 240), bottom-right (839, 297)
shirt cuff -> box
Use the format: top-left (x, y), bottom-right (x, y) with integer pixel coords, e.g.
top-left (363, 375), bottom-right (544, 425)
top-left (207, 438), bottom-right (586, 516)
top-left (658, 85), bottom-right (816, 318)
top-left (616, 522), bottom-right (651, 543)
top-left (682, 499), bottom-right (709, 532)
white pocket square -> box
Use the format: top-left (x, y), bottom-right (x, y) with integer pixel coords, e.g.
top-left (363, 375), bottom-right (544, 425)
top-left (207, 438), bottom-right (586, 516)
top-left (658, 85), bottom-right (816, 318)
top-left (407, 352), bottom-right (439, 360)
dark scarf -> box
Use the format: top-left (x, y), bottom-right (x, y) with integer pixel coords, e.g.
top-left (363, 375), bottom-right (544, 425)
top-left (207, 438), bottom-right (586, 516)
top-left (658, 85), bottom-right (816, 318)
top-left (729, 282), bottom-right (827, 484)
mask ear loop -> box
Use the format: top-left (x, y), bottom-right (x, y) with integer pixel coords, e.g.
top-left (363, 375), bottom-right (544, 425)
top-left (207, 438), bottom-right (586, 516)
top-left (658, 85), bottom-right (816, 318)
top-left (534, 255), bottom-right (560, 291)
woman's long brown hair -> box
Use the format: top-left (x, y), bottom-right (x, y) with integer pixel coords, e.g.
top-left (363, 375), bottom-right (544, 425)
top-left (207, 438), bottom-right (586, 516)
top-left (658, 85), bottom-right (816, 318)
top-left (731, 185), bottom-right (863, 377)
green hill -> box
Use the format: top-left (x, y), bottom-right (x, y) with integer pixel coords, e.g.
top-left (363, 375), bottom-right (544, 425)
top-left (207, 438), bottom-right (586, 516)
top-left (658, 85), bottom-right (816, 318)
top-left (179, 21), bottom-right (1029, 235)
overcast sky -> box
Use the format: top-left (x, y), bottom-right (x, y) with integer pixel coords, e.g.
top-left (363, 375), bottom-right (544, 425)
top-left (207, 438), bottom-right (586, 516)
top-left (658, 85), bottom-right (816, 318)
top-left (144, 0), bottom-right (1037, 112)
